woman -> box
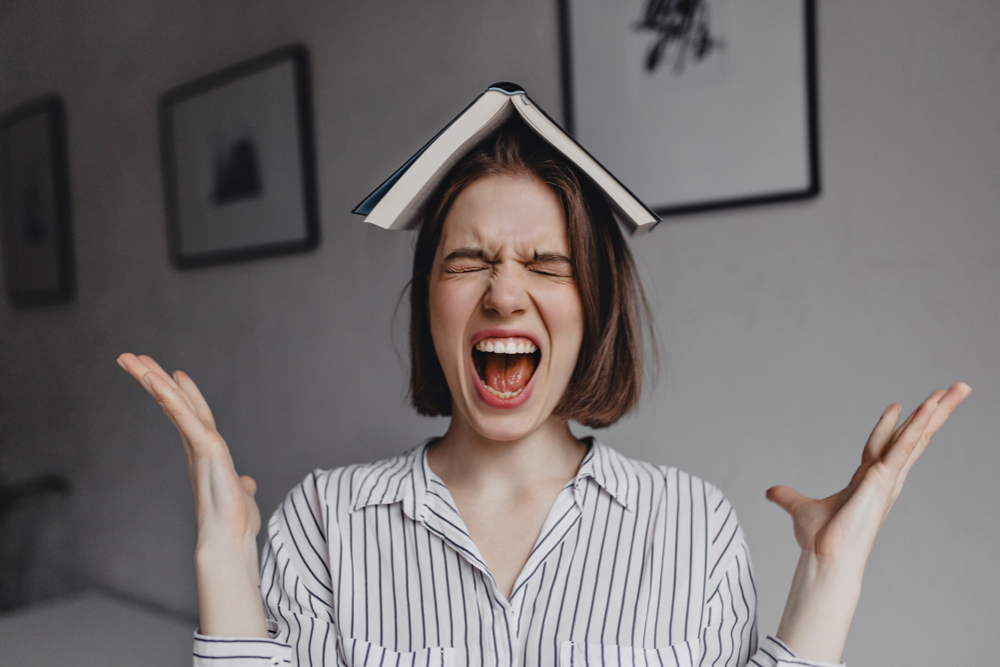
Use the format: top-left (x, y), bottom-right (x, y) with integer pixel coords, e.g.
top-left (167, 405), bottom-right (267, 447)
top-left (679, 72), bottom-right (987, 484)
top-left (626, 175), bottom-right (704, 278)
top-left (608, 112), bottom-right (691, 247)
top-left (118, 121), bottom-right (969, 667)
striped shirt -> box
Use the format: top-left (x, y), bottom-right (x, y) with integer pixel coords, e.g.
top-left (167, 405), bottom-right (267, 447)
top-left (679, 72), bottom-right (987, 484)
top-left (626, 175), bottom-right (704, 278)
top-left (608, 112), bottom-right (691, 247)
top-left (192, 438), bottom-right (841, 667)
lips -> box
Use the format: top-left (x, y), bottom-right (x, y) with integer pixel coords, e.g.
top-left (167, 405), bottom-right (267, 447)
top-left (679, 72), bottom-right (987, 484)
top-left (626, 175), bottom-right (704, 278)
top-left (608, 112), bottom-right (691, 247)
top-left (470, 333), bottom-right (541, 405)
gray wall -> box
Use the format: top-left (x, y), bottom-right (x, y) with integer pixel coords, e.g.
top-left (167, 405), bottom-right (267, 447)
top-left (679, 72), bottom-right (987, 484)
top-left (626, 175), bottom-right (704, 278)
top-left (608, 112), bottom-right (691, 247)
top-left (1, 0), bottom-right (997, 663)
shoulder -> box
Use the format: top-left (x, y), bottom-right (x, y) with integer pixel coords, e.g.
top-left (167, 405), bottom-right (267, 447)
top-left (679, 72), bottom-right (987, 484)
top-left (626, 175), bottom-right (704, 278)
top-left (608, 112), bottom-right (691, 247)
top-left (591, 438), bottom-right (729, 514)
top-left (272, 441), bottom-right (427, 530)
top-left (283, 443), bottom-right (422, 512)
top-left (596, 441), bottom-right (749, 589)
top-left (594, 439), bottom-right (744, 550)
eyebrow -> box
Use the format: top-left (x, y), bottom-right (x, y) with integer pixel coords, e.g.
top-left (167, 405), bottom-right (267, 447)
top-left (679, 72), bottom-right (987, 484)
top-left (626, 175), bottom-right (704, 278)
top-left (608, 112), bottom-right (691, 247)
top-left (443, 247), bottom-right (490, 262)
top-left (529, 252), bottom-right (571, 264)
top-left (442, 248), bottom-right (571, 264)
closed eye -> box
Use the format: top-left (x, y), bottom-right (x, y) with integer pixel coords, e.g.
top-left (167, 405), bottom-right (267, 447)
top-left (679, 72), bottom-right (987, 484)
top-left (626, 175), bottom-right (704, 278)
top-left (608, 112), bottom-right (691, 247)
top-left (530, 266), bottom-right (569, 277)
top-left (442, 247), bottom-right (494, 274)
top-left (527, 252), bottom-right (572, 278)
top-left (444, 264), bottom-right (488, 273)
top-left (442, 254), bottom-right (489, 271)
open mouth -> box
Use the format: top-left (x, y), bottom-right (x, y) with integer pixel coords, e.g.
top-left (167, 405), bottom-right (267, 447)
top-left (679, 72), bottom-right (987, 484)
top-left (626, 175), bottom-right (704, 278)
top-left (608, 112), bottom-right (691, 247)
top-left (471, 337), bottom-right (541, 400)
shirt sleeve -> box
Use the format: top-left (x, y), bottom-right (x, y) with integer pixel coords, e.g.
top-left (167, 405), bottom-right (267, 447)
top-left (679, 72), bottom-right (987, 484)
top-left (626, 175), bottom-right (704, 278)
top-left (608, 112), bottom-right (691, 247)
top-left (193, 470), bottom-right (342, 667)
top-left (699, 486), bottom-right (845, 667)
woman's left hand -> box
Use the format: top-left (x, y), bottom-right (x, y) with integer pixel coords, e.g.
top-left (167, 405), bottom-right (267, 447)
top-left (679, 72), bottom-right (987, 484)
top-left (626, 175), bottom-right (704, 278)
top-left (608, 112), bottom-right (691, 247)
top-left (766, 382), bottom-right (971, 568)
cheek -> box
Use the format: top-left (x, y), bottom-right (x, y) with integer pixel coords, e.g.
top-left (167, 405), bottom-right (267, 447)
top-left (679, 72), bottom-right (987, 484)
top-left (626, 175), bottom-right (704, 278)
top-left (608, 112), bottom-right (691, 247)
top-left (540, 285), bottom-right (585, 368)
top-left (428, 279), bottom-right (478, 362)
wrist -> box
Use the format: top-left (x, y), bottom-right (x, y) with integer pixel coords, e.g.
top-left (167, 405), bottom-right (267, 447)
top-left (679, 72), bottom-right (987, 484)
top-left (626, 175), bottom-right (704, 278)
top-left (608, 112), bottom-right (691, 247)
top-left (797, 548), bottom-right (866, 591)
top-left (196, 530), bottom-right (259, 561)
top-left (775, 550), bottom-right (866, 664)
top-left (195, 536), bottom-right (262, 595)
top-left (194, 538), bottom-right (268, 638)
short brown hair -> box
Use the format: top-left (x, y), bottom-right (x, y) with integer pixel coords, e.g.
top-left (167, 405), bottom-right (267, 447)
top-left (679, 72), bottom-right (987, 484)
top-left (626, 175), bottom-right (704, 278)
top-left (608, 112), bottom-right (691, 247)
top-left (408, 119), bottom-right (655, 429)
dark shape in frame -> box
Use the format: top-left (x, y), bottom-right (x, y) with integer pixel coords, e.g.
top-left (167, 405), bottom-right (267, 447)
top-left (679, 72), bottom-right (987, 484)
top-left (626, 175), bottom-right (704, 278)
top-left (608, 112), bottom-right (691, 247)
top-left (634, 0), bottom-right (724, 74)
top-left (159, 44), bottom-right (319, 268)
top-left (0, 94), bottom-right (76, 307)
top-left (212, 136), bottom-right (263, 206)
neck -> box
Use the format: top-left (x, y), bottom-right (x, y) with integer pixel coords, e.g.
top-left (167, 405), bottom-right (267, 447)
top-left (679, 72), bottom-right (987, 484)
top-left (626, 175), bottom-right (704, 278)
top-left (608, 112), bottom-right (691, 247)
top-left (428, 413), bottom-right (587, 495)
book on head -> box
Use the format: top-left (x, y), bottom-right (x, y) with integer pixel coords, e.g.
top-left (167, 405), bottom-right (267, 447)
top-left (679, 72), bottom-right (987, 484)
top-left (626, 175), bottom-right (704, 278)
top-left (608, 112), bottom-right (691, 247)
top-left (353, 82), bottom-right (660, 235)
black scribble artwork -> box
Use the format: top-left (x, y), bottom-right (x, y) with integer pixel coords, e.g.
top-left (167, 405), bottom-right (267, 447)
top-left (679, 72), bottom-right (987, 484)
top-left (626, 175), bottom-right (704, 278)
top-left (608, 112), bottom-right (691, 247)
top-left (634, 0), bottom-right (724, 75)
top-left (212, 136), bottom-right (263, 206)
top-left (17, 183), bottom-right (48, 246)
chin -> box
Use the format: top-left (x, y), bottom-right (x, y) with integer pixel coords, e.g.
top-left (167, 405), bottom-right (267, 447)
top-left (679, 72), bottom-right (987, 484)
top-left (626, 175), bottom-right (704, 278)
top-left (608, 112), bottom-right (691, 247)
top-left (462, 407), bottom-right (550, 443)
top-left (454, 375), bottom-right (552, 443)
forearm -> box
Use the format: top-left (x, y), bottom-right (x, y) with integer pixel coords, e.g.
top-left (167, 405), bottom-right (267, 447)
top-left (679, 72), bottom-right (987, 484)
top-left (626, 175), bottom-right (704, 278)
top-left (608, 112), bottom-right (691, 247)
top-left (775, 551), bottom-right (865, 664)
top-left (194, 536), bottom-right (270, 638)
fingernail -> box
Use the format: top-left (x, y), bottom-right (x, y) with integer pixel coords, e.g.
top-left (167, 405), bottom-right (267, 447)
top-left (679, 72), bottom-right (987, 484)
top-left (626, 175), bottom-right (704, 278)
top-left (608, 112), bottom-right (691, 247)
top-left (116, 357), bottom-right (127, 371)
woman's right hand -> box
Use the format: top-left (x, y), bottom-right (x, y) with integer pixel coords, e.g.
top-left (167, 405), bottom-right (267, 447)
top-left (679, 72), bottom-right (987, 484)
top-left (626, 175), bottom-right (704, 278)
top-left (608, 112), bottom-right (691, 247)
top-left (117, 353), bottom-right (269, 638)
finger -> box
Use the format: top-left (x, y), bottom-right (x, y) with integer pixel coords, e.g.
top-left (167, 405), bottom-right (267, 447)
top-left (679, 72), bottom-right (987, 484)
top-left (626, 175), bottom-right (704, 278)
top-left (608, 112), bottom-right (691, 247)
top-left (912, 382), bottom-right (971, 445)
top-left (118, 353), bottom-right (162, 399)
top-left (120, 353), bottom-right (180, 397)
top-left (862, 403), bottom-right (902, 461)
top-left (882, 395), bottom-right (940, 473)
top-left (890, 390), bottom-right (945, 443)
top-left (142, 372), bottom-right (217, 454)
top-left (136, 354), bottom-right (202, 414)
top-left (123, 354), bottom-right (197, 417)
top-left (137, 354), bottom-right (185, 392)
top-left (896, 382), bottom-right (972, 484)
top-left (239, 475), bottom-right (258, 497)
top-left (766, 485), bottom-right (808, 517)
top-left (173, 370), bottom-right (217, 431)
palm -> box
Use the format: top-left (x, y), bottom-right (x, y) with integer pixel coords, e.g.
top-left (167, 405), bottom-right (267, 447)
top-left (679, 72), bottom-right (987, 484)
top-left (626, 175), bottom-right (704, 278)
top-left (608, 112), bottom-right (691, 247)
top-left (118, 353), bottom-right (261, 544)
top-left (767, 384), bottom-right (970, 565)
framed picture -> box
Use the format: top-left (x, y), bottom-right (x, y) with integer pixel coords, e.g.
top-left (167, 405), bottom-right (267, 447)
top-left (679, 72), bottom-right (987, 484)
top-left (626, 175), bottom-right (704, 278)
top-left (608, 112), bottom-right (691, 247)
top-left (0, 95), bottom-right (76, 307)
top-left (159, 44), bottom-right (319, 268)
top-left (561, 0), bottom-right (820, 217)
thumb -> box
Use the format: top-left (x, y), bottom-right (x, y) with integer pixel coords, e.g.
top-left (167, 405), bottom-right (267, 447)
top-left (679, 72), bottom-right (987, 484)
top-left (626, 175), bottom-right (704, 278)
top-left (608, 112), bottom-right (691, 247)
top-left (239, 475), bottom-right (258, 497)
top-left (766, 485), bottom-right (806, 517)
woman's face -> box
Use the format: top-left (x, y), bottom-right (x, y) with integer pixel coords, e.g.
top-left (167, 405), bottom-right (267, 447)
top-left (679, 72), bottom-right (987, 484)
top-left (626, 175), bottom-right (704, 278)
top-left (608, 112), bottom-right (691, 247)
top-left (428, 174), bottom-right (584, 442)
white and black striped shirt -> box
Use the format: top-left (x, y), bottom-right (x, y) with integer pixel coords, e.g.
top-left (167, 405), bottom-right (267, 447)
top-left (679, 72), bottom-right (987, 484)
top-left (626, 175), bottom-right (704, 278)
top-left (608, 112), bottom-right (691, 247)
top-left (193, 438), bottom-right (841, 667)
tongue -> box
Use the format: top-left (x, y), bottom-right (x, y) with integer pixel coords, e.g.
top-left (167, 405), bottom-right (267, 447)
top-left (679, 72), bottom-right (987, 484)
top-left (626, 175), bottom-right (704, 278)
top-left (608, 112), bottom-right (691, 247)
top-left (485, 354), bottom-right (533, 393)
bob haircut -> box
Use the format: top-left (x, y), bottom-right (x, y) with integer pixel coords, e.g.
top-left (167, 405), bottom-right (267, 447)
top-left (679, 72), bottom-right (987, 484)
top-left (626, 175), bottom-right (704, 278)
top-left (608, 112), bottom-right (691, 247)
top-left (408, 118), bottom-right (655, 429)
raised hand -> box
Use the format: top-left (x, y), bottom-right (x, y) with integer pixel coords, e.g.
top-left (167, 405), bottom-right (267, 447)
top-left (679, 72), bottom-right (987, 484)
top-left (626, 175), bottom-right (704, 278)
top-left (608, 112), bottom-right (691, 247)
top-left (117, 353), bottom-right (269, 637)
top-left (766, 382), bottom-right (971, 566)
top-left (766, 382), bottom-right (971, 662)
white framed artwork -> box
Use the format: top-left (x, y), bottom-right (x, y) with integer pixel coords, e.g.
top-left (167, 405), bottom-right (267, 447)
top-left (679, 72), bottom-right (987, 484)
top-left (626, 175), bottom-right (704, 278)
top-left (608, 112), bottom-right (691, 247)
top-left (562, 0), bottom-right (820, 217)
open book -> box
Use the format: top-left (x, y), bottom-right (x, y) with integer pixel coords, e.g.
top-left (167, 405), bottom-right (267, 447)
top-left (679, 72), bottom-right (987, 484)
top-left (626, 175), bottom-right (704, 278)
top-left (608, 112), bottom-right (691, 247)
top-left (353, 82), bottom-right (661, 235)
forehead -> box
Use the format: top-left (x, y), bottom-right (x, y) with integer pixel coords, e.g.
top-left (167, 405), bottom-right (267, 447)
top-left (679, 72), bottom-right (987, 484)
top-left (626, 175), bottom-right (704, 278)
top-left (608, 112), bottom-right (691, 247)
top-left (437, 174), bottom-right (569, 255)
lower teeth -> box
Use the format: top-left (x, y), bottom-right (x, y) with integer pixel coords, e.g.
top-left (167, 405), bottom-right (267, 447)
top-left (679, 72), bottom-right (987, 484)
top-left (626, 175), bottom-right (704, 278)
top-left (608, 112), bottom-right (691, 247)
top-left (485, 384), bottom-right (524, 400)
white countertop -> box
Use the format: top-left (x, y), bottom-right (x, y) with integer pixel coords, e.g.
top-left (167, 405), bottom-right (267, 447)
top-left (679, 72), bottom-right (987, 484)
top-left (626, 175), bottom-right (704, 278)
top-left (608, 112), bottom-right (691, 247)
top-left (0, 592), bottom-right (195, 666)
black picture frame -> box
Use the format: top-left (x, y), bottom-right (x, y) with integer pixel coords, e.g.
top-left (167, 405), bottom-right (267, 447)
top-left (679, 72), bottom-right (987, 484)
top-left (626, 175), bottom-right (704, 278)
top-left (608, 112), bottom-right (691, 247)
top-left (0, 95), bottom-right (76, 307)
top-left (158, 44), bottom-right (319, 269)
top-left (561, 0), bottom-right (821, 218)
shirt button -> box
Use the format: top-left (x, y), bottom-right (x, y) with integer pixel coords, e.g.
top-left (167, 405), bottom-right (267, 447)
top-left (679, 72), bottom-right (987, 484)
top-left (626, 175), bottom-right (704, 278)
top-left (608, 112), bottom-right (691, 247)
top-left (270, 658), bottom-right (281, 666)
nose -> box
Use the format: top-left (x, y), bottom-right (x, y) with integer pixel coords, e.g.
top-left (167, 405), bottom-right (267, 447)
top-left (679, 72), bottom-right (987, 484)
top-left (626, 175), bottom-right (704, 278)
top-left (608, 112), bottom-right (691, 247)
top-left (482, 264), bottom-right (529, 318)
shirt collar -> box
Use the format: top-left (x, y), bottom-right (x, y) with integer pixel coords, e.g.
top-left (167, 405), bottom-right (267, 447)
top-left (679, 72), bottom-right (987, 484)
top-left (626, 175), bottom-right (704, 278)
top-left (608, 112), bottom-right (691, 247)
top-left (573, 436), bottom-right (639, 512)
top-left (350, 439), bottom-right (432, 520)
top-left (350, 435), bottom-right (640, 516)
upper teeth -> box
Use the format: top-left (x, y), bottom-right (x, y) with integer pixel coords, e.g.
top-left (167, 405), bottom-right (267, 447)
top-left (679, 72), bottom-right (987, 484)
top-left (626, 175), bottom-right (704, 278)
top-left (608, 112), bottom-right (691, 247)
top-left (475, 339), bottom-right (537, 354)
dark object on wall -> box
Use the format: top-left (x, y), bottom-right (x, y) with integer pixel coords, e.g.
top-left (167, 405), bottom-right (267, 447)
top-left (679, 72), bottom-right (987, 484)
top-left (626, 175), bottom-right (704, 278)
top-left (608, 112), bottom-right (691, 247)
top-left (0, 95), bottom-right (76, 306)
top-left (634, 0), bottom-right (724, 74)
top-left (0, 474), bottom-right (70, 520)
top-left (159, 44), bottom-right (319, 268)
top-left (561, 0), bottom-right (820, 218)
top-left (0, 473), bottom-right (72, 611)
